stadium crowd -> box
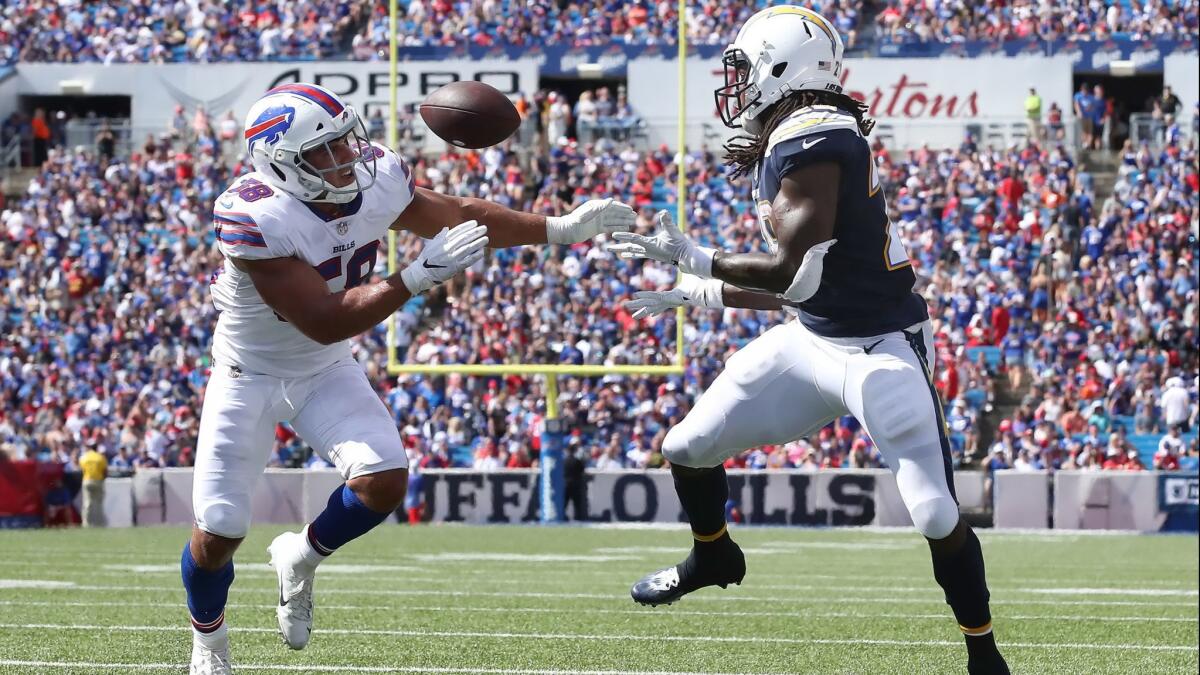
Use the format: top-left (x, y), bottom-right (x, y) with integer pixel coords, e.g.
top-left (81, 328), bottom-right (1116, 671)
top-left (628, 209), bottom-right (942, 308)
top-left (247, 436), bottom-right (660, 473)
top-left (875, 0), bottom-right (1200, 44)
top-left (349, 0), bottom-right (862, 56)
top-left (2, 86), bottom-right (1196, 477)
top-left (5, 0), bottom-right (1197, 65)
top-left (1, 0), bottom-right (371, 64)
top-left (980, 132), bottom-right (1200, 473)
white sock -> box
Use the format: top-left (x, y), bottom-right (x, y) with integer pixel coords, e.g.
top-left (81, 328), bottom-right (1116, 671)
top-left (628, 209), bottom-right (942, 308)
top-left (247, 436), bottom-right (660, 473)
top-left (193, 621), bottom-right (228, 650)
top-left (297, 525), bottom-right (327, 569)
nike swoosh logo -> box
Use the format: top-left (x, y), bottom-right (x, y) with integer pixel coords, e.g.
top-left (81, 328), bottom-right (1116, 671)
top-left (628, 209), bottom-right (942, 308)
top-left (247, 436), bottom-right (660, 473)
top-left (423, 260), bottom-right (446, 269)
top-left (218, 199), bottom-right (234, 209)
top-left (863, 339), bottom-right (886, 355)
top-left (279, 587), bottom-right (288, 607)
top-left (801, 137), bottom-right (826, 150)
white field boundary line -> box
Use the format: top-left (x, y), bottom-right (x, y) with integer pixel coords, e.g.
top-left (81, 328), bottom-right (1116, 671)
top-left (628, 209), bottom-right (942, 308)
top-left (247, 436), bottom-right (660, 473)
top-left (576, 522), bottom-right (1191, 537)
top-left (2, 557), bottom-right (1200, 583)
top-left (2, 582), bottom-right (1197, 608)
top-left (2, 521), bottom-right (1181, 538)
top-left (1, 599), bottom-right (1194, 623)
top-left (0, 623), bottom-right (1195, 653)
top-left (0, 661), bottom-right (771, 675)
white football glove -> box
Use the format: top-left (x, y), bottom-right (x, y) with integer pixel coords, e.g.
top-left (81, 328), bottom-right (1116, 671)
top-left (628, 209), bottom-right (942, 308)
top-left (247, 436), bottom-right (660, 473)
top-left (545, 198), bottom-right (636, 244)
top-left (609, 210), bottom-right (717, 277)
top-left (400, 220), bottom-right (489, 295)
top-left (625, 274), bottom-right (724, 319)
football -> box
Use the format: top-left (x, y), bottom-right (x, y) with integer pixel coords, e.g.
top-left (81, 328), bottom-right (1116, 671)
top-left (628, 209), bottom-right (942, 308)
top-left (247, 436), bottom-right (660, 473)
top-left (419, 80), bottom-right (521, 149)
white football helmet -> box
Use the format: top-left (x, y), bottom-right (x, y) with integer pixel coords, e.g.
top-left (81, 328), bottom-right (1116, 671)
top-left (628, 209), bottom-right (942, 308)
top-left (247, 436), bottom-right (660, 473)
top-left (243, 83), bottom-right (376, 204)
top-left (715, 6), bottom-right (845, 134)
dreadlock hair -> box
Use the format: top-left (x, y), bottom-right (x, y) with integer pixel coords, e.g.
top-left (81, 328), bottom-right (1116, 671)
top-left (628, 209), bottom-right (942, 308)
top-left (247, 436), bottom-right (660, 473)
top-left (723, 90), bottom-right (875, 180)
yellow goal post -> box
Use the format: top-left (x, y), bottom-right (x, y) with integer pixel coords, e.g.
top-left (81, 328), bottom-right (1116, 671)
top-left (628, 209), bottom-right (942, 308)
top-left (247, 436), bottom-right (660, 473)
top-left (380, 0), bottom-right (693, 522)
top-left (382, 0), bottom-right (693, 420)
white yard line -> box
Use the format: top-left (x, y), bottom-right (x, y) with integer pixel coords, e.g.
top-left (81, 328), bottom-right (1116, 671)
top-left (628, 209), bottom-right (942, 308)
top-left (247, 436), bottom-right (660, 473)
top-left (0, 623), bottom-right (1194, 652)
top-left (3, 573), bottom-right (1195, 597)
top-left (0, 661), bottom-right (771, 675)
top-left (7, 561), bottom-right (1196, 589)
top-left (2, 582), bottom-right (1196, 608)
top-left (0, 599), bottom-right (1194, 623)
top-left (5, 560), bottom-right (1197, 593)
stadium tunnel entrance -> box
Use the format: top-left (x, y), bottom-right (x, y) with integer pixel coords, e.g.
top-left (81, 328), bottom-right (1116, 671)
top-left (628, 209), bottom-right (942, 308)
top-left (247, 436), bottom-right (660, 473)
top-left (1071, 72), bottom-right (1164, 150)
top-left (539, 75), bottom-right (630, 144)
top-left (20, 94), bottom-right (132, 122)
top-left (14, 94), bottom-right (133, 168)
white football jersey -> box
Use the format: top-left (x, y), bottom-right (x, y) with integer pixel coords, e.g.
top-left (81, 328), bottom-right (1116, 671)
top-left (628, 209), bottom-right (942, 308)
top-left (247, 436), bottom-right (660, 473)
top-left (209, 143), bottom-right (416, 377)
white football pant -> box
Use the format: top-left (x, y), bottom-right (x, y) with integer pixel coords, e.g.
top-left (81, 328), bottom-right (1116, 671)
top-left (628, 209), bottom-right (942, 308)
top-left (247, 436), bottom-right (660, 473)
top-left (193, 359), bottom-right (407, 539)
top-left (663, 319), bottom-right (960, 540)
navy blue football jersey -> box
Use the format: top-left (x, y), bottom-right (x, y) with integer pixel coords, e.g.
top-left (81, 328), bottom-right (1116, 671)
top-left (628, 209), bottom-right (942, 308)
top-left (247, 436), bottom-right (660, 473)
top-left (753, 105), bottom-right (928, 337)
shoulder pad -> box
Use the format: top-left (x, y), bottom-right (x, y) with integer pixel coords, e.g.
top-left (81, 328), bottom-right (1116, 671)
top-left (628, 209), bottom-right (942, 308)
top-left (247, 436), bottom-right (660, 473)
top-left (213, 174), bottom-right (293, 259)
top-left (766, 106), bottom-right (860, 156)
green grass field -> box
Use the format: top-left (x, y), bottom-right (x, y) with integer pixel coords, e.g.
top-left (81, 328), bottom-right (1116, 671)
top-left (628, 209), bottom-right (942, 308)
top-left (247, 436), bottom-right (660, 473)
top-left (0, 524), bottom-right (1196, 674)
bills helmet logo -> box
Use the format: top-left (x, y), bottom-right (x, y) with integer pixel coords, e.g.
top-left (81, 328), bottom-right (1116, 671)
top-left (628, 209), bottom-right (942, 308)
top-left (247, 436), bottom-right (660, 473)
top-left (244, 105), bottom-right (295, 149)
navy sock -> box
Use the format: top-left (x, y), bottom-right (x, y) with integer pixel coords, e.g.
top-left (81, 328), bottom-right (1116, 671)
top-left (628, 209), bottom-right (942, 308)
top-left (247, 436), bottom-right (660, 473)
top-left (671, 464), bottom-right (729, 543)
top-left (929, 524), bottom-right (993, 633)
top-left (308, 484), bottom-right (391, 555)
top-left (180, 542), bottom-right (234, 633)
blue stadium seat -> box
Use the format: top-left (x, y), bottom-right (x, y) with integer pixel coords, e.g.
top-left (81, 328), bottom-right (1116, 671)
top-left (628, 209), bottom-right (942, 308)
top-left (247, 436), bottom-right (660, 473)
top-left (963, 388), bottom-right (987, 410)
top-left (1129, 434), bottom-right (1160, 467)
top-left (966, 346), bottom-right (1002, 369)
top-left (450, 446), bottom-right (474, 468)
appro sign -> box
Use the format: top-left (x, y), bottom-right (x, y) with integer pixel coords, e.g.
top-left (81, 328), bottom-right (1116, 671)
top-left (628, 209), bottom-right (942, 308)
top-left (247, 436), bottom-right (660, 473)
top-left (9, 62), bottom-right (540, 133)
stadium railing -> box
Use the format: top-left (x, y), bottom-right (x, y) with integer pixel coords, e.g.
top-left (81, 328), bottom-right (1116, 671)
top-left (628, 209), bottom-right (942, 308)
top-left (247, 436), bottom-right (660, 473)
top-left (0, 135), bottom-right (19, 171)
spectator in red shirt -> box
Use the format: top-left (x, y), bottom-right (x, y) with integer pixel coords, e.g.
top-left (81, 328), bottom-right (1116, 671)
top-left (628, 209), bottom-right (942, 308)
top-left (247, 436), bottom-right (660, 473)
top-left (997, 170), bottom-right (1024, 206)
top-left (990, 301), bottom-right (1010, 345)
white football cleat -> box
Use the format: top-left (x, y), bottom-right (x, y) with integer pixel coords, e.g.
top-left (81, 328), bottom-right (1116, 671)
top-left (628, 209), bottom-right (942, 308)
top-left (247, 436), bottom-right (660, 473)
top-left (189, 626), bottom-right (232, 675)
top-left (268, 531), bottom-right (316, 650)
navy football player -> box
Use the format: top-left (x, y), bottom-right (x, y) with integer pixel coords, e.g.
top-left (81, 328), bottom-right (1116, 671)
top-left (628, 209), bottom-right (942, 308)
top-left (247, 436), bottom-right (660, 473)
top-left (610, 7), bottom-right (1008, 674)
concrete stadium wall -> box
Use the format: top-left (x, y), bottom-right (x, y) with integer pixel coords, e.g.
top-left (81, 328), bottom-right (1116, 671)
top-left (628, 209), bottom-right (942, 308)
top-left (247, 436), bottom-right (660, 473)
top-left (7, 62), bottom-right (540, 143)
top-left (627, 56), bottom-right (1076, 149)
top-left (1051, 471), bottom-right (1200, 532)
top-left (7, 57), bottom-right (1076, 153)
top-left (101, 477), bottom-right (135, 528)
top-left (992, 470), bottom-right (1050, 529)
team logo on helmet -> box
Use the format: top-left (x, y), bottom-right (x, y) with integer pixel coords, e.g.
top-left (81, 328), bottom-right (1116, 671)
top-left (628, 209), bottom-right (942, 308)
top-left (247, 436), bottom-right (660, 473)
top-left (244, 105), bottom-right (296, 149)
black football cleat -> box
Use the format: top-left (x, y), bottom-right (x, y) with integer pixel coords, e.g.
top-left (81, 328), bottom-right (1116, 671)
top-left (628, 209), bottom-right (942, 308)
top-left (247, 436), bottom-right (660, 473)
top-left (630, 538), bottom-right (746, 606)
top-left (967, 652), bottom-right (1010, 675)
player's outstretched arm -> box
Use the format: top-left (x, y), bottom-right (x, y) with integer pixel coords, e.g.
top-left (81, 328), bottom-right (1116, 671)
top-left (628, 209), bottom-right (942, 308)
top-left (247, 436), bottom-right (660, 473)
top-left (391, 187), bottom-right (634, 247)
top-left (236, 221), bottom-right (488, 345)
top-left (625, 274), bottom-right (787, 319)
top-left (611, 162), bottom-right (838, 299)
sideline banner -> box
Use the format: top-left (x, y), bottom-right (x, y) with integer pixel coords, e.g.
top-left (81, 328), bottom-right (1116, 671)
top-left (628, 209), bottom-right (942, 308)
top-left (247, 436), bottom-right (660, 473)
top-left (129, 468), bottom-right (986, 528)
